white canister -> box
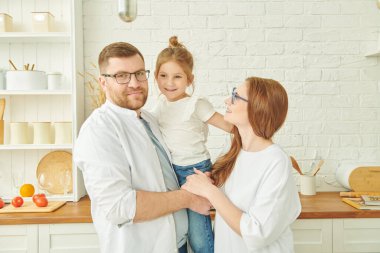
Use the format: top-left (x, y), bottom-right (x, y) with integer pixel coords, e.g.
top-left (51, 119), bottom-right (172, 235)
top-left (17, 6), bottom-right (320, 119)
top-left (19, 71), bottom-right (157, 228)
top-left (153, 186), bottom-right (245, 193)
top-left (47, 72), bottom-right (62, 90)
top-left (10, 122), bottom-right (29, 144)
top-left (33, 122), bottom-right (52, 144)
top-left (300, 175), bottom-right (316, 196)
top-left (54, 122), bottom-right (72, 144)
top-left (31, 12), bottom-right (54, 32)
top-left (0, 13), bottom-right (13, 32)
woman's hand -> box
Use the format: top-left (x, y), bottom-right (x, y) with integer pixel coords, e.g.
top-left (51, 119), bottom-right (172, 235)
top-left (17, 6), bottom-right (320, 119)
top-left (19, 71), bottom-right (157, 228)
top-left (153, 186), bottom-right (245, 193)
top-left (181, 169), bottom-right (216, 199)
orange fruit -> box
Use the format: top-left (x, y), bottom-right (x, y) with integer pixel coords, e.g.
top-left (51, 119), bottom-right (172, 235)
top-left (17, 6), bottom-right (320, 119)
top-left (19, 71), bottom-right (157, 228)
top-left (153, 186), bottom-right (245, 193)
top-left (20, 184), bottom-right (35, 197)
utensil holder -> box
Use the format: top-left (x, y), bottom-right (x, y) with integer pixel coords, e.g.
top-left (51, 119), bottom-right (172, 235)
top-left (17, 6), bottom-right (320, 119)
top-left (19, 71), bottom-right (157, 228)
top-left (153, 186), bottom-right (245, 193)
top-left (10, 122), bottom-right (29, 144)
top-left (0, 120), bottom-right (4, 144)
top-left (54, 122), bottom-right (72, 144)
top-left (300, 175), bottom-right (316, 196)
top-left (33, 122), bottom-right (52, 144)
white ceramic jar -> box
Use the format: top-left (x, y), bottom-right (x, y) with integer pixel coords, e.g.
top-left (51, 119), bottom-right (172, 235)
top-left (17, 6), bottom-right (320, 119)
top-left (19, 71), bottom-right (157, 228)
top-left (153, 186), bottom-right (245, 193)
top-left (31, 12), bottom-right (54, 32)
top-left (300, 175), bottom-right (316, 196)
top-left (47, 72), bottom-right (62, 90)
top-left (33, 122), bottom-right (51, 144)
top-left (54, 122), bottom-right (72, 144)
top-left (10, 122), bottom-right (29, 144)
top-left (0, 13), bottom-right (13, 32)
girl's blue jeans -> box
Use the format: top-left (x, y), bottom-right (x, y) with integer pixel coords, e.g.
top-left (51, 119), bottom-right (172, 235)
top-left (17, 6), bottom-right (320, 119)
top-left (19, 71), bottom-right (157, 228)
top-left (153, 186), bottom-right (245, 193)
top-left (173, 159), bottom-right (214, 253)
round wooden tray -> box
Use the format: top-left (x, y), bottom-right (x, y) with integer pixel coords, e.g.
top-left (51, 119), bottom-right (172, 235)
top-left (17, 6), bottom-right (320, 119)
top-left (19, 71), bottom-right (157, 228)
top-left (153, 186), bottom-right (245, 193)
top-left (36, 151), bottom-right (73, 194)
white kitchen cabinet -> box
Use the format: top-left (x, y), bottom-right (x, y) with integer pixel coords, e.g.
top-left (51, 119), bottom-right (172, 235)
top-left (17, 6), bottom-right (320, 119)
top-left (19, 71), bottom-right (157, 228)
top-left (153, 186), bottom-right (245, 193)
top-left (0, 223), bottom-right (99, 253)
top-left (0, 224), bottom-right (38, 253)
top-left (39, 223), bottom-right (99, 253)
top-left (0, 0), bottom-right (85, 202)
top-left (1, 218), bottom-right (379, 253)
top-left (333, 219), bottom-right (380, 253)
top-left (292, 219), bottom-right (333, 253)
top-left (292, 218), bottom-right (380, 253)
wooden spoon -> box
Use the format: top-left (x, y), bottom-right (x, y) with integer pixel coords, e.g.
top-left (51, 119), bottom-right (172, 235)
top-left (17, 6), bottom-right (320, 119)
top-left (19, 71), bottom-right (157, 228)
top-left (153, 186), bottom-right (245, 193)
top-left (290, 156), bottom-right (303, 175)
top-left (0, 98), bottom-right (5, 120)
top-left (310, 160), bottom-right (324, 176)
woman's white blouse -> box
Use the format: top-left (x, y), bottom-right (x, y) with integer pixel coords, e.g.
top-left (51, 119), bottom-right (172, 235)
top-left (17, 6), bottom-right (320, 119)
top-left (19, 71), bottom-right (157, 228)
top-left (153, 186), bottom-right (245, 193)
top-left (215, 144), bottom-right (301, 253)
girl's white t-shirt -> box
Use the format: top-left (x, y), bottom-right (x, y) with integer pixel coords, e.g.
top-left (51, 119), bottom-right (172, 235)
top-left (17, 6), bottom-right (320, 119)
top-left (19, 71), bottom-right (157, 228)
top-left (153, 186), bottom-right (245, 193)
top-left (152, 95), bottom-right (216, 166)
top-left (215, 144), bottom-right (301, 253)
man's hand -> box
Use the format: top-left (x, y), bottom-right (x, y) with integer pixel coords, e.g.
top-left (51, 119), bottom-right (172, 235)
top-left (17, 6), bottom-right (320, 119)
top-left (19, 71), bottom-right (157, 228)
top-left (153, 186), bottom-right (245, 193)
top-left (182, 190), bottom-right (211, 215)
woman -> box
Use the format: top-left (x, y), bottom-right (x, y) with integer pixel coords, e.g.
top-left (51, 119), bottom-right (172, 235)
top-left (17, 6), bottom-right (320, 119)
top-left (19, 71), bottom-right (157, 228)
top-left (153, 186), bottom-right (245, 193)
top-left (182, 76), bottom-right (301, 253)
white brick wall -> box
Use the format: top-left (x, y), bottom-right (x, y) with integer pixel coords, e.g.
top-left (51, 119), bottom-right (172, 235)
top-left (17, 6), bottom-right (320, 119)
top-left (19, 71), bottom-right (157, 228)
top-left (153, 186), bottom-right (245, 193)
top-left (82, 0), bottom-right (380, 191)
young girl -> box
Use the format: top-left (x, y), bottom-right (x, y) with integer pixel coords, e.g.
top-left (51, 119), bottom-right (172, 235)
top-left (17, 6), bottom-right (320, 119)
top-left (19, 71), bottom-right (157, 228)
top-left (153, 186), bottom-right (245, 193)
top-left (152, 36), bottom-right (232, 253)
top-left (182, 77), bottom-right (302, 253)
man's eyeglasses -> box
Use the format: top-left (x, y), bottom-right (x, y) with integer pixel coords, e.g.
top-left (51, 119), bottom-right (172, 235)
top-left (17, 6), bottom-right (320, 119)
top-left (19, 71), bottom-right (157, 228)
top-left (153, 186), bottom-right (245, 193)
top-left (101, 70), bottom-right (150, 85)
top-left (231, 87), bottom-right (248, 104)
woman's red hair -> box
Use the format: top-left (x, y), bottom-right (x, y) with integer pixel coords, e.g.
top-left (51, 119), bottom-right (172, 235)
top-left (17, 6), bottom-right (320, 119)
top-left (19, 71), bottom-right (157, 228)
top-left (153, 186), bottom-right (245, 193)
top-left (212, 76), bottom-right (288, 186)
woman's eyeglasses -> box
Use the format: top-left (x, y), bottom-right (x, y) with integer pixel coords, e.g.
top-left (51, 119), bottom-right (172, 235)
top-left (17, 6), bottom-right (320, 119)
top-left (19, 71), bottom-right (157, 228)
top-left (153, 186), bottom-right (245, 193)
top-left (102, 70), bottom-right (150, 85)
top-left (231, 87), bottom-right (248, 104)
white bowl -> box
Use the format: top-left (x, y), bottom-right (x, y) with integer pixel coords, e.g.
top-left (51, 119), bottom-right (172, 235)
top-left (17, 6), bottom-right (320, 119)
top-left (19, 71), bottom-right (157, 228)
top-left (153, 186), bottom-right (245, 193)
top-left (6, 70), bottom-right (47, 90)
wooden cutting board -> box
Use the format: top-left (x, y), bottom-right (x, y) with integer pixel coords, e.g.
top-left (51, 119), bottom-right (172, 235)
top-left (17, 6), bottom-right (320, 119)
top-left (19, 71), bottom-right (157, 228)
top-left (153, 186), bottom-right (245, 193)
top-left (349, 166), bottom-right (380, 192)
top-left (0, 201), bottom-right (66, 213)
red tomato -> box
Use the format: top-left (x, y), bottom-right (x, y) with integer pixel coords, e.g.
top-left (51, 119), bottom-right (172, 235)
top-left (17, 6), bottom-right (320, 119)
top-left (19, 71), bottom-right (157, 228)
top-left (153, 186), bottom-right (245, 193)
top-left (32, 193), bottom-right (46, 203)
top-left (34, 197), bottom-right (48, 207)
top-left (12, 196), bottom-right (24, 208)
top-left (0, 198), bottom-right (4, 209)
top-left (32, 194), bottom-right (38, 203)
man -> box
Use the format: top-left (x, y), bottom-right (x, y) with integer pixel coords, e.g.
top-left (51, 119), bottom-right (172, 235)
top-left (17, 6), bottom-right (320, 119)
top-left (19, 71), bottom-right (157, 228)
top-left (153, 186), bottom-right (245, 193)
top-left (74, 42), bottom-right (211, 253)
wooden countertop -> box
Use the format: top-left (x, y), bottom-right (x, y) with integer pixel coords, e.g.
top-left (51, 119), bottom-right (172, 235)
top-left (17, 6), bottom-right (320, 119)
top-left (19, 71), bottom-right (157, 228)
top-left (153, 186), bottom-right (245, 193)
top-left (299, 192), bottom-right (380, 219)
top-left (1, 192), bottom-right (380, 225)
top-left (0, 197), bottom-right (92, 225)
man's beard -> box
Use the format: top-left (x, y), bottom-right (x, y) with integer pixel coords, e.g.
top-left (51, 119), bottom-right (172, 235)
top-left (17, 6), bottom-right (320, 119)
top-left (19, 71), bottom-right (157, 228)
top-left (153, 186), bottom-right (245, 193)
top-left (109, 89), bottom-right (148, 110)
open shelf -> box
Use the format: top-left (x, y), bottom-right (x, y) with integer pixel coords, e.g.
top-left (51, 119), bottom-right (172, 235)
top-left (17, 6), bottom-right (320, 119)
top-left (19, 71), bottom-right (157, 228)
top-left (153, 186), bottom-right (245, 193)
top-left (0, 90), bottom-right (71, 95)
top-left (0, 144), bottom-right (72, 150)
top-left (365, 49), bottom-right (380, 57)
top-left (0, 0), bottom-right (85, 202)
top-left (0, 32), bottom-right (71, 43)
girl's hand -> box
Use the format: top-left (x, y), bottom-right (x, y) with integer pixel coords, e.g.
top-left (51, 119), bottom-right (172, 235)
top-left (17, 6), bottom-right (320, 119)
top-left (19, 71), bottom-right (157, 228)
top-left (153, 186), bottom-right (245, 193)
top-left (182, 169), bottom-right (216, 199)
